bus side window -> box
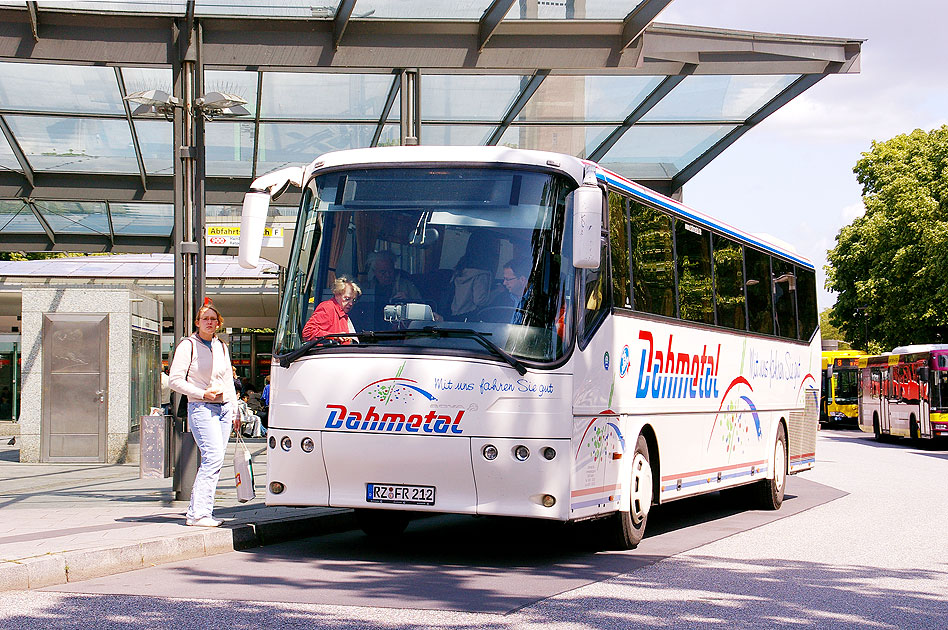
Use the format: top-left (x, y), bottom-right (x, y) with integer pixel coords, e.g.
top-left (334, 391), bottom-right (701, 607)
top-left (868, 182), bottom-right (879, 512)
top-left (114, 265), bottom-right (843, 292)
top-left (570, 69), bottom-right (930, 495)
top-left (608, 191), bottom-right (631, 309)
top-left (712, 235), bottom-right (746, 331)
top-left (744, 248), bottom-right (774, 335)
top-left (629, 201), bottom-right (674, 318)
top-left (676, 220), bottom-right (713, 324)
top-left (796, 266), bottom-right (819, 341)
top-left (579, 217), bottom-right (611, 349)
top-left (772, 259), bottom-right (797, 340)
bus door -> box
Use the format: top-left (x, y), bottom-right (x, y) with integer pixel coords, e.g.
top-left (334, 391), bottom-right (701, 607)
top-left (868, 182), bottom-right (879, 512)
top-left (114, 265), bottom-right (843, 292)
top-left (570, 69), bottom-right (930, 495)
top-left (919, 364), bottom-right (932, 438)
top-left (878, 368), bottom-right (891, 434)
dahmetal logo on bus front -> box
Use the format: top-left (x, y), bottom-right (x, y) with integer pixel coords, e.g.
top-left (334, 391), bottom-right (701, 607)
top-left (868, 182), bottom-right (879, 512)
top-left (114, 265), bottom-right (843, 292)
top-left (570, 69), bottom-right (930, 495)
top-left (322, 370), bottom-right (465, 435)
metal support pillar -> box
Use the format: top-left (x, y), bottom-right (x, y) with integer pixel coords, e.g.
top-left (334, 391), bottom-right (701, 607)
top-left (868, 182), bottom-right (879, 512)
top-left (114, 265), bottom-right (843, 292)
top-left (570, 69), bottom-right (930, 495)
top-left (399, 69), bottom-right (420, 146)
top-left (172, 9), bottom-right (206, 502)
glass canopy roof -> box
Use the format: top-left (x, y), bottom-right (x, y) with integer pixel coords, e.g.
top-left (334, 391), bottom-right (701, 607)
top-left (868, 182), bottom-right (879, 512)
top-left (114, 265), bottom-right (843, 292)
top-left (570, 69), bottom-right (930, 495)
top-left (0, 1), bottom-right (861, 250)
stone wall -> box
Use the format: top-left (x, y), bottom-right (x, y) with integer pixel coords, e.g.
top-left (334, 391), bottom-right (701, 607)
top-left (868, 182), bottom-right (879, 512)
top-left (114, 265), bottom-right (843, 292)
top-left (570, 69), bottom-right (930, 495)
top-left (19, 286), bottom-right (161, 463)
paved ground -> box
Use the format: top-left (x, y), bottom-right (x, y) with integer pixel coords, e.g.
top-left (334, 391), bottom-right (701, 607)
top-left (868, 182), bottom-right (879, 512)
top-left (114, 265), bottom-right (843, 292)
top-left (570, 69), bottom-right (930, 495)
top-left (2, 429), bottom-right (947, 630)
top-left (0, 437), bottom-right (351, 590)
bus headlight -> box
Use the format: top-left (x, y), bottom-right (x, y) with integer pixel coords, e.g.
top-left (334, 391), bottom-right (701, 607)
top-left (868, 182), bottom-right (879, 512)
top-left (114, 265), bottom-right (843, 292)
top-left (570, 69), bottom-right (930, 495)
top-left (541, 447), bottom-right (556, 460)
top-left (542, 494), bottom-right (556, 508)
top-left (301, 437), bottom-right (315, 453)
top-left (269, 481), bottom-right (285, 495)
top-left (482, 444), bottom-right (498, 460)
top-left (280, 436), bottom-right (292, 451)
top-left (514, 445), bottom-right (530, 461)
top-left (268, 436), bottom-right (276, 449)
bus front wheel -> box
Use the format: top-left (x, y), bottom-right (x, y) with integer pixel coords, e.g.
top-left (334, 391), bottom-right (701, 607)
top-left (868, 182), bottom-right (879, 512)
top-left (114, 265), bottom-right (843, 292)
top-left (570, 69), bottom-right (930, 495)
top-left (754, 423), bottom-right (787, 510)
top-left (608, 433), bottom-right (652, 550)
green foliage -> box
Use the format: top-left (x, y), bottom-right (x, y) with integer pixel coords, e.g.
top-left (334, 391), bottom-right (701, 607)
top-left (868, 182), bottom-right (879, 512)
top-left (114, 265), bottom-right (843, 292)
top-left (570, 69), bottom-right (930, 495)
top-left (0, 251), bottom-right (95, 261)
top-left (819, 308), bottom-right (848, 347)
top-left (826, 125), bottom-right (948, 351)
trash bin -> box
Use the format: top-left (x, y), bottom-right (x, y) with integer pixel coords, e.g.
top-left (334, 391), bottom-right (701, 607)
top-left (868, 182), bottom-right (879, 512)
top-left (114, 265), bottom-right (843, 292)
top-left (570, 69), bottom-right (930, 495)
top-left (173, 415), bottom-right (198, 501)
top-left (140, 414), bottom-right (172, 478)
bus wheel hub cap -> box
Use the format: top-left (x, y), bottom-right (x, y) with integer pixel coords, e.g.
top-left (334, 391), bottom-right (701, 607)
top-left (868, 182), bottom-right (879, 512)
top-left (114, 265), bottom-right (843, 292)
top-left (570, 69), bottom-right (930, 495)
top-left (630, 452), bottom-right (652, 525)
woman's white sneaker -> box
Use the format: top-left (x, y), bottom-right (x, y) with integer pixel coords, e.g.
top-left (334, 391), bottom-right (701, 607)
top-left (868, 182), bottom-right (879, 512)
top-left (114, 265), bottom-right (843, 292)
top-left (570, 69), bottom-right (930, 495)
top-left (186, 516), bottom-right (222, 527)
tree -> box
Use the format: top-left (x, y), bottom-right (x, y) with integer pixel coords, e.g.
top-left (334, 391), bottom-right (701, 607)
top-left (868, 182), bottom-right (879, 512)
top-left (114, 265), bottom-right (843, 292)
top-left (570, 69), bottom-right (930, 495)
top-left (818, 308), bottom-right (849, 348)
top-left (826, 125), bottom-right (948, 351)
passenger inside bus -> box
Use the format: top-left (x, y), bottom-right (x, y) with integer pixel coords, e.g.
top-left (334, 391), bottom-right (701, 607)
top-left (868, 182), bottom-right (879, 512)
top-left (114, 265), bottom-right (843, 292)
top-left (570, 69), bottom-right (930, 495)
top-left (302, 277), bottom-right (361, 343)
top-left (365, 250), bottom-right (423, 329)
top-left (448, 231), bottom-right (502, 321)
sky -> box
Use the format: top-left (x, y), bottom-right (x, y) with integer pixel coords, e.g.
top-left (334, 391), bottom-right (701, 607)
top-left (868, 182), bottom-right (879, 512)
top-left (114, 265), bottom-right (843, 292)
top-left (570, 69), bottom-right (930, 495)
top-left (655, 0), bottom-right (948, 311)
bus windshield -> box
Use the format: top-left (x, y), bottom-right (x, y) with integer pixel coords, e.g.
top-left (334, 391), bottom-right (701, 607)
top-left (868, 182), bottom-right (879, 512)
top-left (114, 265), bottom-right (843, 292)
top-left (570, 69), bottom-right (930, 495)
top-left (833, 367), bottom-right (859, 404)
top-left (275, 166), bottom-right (576, 364)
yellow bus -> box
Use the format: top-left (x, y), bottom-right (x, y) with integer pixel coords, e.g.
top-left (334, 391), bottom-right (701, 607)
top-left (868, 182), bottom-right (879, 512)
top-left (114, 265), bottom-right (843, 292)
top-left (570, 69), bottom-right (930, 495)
top-left (821, 350), bottom-right (866, 425)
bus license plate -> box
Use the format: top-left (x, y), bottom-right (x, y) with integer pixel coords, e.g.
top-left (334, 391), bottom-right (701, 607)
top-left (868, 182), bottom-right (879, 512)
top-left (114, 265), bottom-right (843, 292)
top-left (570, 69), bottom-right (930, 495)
top-left (366, 483), bottom-right (435, 506)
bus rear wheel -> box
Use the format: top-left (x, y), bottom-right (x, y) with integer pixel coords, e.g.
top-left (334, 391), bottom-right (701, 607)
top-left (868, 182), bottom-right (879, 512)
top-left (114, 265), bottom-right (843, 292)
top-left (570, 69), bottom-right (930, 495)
top-left (754, 423), bottom-right (787, 510)
top-left (608, 434), bottom-right (652, 550)
top-left (355, 508), bottom-right (410, 539)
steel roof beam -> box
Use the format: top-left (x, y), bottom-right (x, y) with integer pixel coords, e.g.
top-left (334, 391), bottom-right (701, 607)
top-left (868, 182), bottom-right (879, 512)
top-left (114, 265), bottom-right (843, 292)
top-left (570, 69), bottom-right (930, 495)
top-left (104, 199), bottom-right (116, 246)
top-left (587, 63), bottom-right (696, 163)
top-left (485, 69), bottom-right (548, 146)
top-left (0, 232), bottom-right (172, 253)
top-left (0, 9), bottom-right (861, 75)
top-left (372, 72), bottom-right (401, 147)
top-left (114, 67), bottom-right (148, 190)
top-left (25, 199), bottom-right (55, 245)
top-left (0, 114), bottom-right (34, 188)
top-left (478, 0), bottom-right (515, 51)
top-left (620, 0), bottom-right (673, 51)
top-left (0, 171), bottom-right (285, 206)
top-left (333, 0), bottom-right (357, 51)
top-left (670, 69), bottom-right (838, 191)
top-left (26, 1), bottom-right (38, 42)
top-left (250, 70), bottom-right (263, 179)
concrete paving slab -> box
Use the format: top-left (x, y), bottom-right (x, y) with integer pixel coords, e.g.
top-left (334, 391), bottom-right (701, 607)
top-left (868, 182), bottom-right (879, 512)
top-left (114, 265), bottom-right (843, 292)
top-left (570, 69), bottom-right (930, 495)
top-left (0, 439), bottom-right (354, 592)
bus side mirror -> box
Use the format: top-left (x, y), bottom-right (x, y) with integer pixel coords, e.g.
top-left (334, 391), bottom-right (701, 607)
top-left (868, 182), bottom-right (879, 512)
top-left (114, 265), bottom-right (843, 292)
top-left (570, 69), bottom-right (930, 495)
top-left (238, 166), bottom-right (304, 269)
top-left (570, 169), bottom-right (602, 269)
top-left (238, 192), bottom-right (271, 269)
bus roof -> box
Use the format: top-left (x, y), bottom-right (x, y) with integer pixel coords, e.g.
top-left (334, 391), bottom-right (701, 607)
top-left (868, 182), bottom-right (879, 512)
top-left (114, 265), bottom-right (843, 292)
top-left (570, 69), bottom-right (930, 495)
top-left (594, 164), bottom-right (815, 269)
top-left (302, 145), bottom-right (813, 270)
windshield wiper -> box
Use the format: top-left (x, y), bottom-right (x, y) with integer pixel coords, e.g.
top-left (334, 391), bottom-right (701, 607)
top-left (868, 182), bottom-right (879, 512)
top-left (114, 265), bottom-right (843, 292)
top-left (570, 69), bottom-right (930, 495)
top-left (277, 327), bottom-right (528, 375)
top-left (358, 326), bottom-right (528, 375)
top-left (276, 334), bottom-right (352, 368)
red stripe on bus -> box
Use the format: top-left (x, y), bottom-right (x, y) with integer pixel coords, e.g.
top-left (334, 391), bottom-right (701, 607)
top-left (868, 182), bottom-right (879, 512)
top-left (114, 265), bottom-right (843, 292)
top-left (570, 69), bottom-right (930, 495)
top-left (570, 484), bottom-right (621, 497)
top-left (661, 459), bottom-right (767, 482)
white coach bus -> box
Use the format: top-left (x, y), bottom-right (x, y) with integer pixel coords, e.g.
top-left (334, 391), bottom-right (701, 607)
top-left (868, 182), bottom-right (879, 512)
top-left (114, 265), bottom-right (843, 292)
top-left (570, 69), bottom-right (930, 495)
top-left (239, 146), bottom-right (820, 549)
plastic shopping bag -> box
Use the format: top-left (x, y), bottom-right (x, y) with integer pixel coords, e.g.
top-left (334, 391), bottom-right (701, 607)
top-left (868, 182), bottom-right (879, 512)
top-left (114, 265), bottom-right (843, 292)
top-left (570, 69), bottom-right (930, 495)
top-left (234, 435), bottom-right (255, 503)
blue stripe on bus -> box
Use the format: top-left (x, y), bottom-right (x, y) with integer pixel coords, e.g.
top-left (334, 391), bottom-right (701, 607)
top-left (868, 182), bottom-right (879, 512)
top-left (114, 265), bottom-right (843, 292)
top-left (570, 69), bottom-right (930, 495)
top-left (660, 466), bottom-right (770, 492)
top-left (570, 496), bottom-right (620, 510)
top-left (598, 173), bottom-right (815, 270)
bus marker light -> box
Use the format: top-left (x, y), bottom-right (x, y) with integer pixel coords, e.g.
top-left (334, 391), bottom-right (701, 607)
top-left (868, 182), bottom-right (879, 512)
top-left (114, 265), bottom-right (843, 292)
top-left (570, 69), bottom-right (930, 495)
top-left (515, 445), bottom-right (530, 461)
top-left (482, 444), bottom-right (498, 461)
top-left (541, 447), bottom-right (556, 460)
top-left (301, 437), bottom-right (315, 452)
top-left (269, 481), bottom-right (285, 494)
top-left (281, 436), bottom-right (292, 451)
top-left (542, 494), bottom-right (556, 508)
top-left (611, 452), bottom-right (622, 460)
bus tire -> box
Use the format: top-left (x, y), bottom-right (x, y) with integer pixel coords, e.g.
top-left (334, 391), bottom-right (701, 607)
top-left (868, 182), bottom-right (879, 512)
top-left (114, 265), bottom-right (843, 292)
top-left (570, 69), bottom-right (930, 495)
top-left (608, 434), bottom-right (652, 550)
top-left (355, 508), bottom-right (410, 539)
top-left (754, 423), bottom-right (787, 510)
top-left (910, 416), bottom-right (919, 441)
top-left (873, 413), bottom-right (883, 442)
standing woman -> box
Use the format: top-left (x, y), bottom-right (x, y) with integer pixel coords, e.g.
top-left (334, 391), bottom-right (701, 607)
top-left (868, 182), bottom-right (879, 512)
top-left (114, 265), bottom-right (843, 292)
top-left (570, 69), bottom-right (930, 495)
top-left (169, 302), bottom-right (239, 527)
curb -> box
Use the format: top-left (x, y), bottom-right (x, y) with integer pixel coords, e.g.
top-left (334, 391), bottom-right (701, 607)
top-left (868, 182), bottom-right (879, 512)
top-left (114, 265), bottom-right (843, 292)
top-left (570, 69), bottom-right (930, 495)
top-left (0, 509), bottom-right (356, 592)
